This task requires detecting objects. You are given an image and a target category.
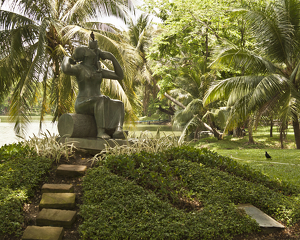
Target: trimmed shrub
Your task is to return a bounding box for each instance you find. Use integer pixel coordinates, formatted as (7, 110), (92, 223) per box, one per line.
(0, 143), (54, 237)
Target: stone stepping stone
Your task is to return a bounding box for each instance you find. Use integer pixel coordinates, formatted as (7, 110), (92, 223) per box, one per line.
(36, 208), (76, 228)
(237, 204), (285, 229)
(56, 164), (87, 177)
(41, 183), (74, 193)
(22, 226), (63, 240)
(39, 193), (76, 210)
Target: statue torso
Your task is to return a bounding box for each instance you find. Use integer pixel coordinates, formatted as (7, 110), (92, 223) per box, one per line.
(75, 61), (103, 104)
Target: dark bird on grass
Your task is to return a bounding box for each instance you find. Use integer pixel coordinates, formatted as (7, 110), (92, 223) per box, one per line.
(265, 151), (272, 159)
(90, 31), (95, 41)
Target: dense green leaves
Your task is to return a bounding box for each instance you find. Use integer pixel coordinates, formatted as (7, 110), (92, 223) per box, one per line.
(0, 0), (140, 133)
(80, 146), (300, 239)
(204, 0), (300, 147)
(0, 143), (54, 237)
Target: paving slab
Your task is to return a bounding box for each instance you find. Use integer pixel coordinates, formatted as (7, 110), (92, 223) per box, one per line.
(56, 164), (87, 177)
(39, 193), (76, 210)
(41, 183), (74, 193)
(237, 204), (285, 228)
(36, 208), (76, 228)
(22, 226), (63, 240)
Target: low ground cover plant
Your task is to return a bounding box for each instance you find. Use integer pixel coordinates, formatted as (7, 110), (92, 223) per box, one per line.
(0, 143), (54, 237)
(80, 146), (300, 239)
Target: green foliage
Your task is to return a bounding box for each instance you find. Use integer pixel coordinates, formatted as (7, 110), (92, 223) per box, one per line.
(23, 131), (76, 163)
(0, 143), (54, 236)
(164, 146), (298, 195)
(205, 0), (300, 147)
(0, 0), (140, 134)
(91, 131), (186, 164)
(80, 167), (258, 239)
(80, 146), (300, 239)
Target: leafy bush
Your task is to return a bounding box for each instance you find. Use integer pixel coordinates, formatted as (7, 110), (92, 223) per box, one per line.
(80, 167), (258, 240)
(80, 146), (300, 239)
(0, 143), (54, 237)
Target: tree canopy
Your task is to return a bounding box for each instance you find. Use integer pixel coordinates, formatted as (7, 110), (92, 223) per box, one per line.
(0, 0), (140, 134)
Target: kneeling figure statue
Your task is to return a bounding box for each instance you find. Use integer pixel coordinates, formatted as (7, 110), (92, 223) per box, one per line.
(62, 38), (125, 139)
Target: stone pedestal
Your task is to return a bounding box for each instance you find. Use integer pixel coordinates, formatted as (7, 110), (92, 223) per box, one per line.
(58, 113), (97, 138)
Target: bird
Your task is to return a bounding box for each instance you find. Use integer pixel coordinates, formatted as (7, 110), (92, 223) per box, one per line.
(265, 151), (272, 159)
(90, 31), (95, 41)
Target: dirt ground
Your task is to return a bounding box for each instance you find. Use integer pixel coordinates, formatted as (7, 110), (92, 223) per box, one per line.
(5, 151), (300, 240)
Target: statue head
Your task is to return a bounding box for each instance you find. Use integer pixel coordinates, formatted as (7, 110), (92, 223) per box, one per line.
(71, 47), (86, 62)
(89, 40), (98, 50)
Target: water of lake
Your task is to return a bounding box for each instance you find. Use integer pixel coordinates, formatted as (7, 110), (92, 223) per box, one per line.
(0, 119), (182, 147)
(0, 120), (59, 147)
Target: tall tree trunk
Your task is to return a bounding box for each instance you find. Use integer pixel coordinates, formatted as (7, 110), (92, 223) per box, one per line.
(248, 117), (254, 144)
(270, 117), (273, 137)
(292, 118), (300, 149)
(279, 127), (284, 149)
(143, 84), (150, 116)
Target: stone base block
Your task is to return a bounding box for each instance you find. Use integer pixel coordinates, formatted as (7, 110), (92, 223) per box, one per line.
(56, 164), (87, 177)
(41, 184), (74, 193)
(39, 193), (76, 210)
(22, 226), (63, 240)
(36, 209), (76, 228)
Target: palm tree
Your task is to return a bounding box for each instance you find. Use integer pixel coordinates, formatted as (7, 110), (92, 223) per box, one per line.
(204, 0), (300, 148)
(125, 13), (157, 116)
(0, 0), (138, 135)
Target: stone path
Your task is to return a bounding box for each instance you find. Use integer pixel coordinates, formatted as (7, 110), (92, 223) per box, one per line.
(237, 204), (285, 230)
(22, 164), (87, 240)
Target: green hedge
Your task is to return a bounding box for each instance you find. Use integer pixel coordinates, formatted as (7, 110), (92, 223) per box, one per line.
(79, 146), (300, 239)
(80, 167), (258, 239)
(0, 143), (54, 237)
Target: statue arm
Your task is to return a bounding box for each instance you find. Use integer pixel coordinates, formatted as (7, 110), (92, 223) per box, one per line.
(61, 56), (78, 76)
(100, 51), (124, 81)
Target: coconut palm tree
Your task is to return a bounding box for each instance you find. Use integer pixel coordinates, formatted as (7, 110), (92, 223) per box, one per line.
(204, 0), (300, 148)
(125, 13), (157, 116)
(0, 0), (139, 136)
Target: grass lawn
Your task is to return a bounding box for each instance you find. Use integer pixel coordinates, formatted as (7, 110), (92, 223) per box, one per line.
(193, 125), (300, 187)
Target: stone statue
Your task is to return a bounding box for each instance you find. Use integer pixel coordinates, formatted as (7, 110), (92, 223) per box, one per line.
(61, 37), (125, 139)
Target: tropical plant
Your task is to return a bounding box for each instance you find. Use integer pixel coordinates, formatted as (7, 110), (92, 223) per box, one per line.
(142, 0), (256, 139)
(22, 131), (76, 163)
(0, 0), (139, 136)
(91, 130), (187, 164)
(204, 0), (300, 148)
(124, 13), (160, 116)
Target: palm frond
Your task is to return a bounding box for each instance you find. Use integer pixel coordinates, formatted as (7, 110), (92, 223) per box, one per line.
(224, 94), (252, 132)
(204, 75), (264, 106)
(178, 115), (198, 145)
(238, 2), (295, 63)
(249, 74), (289, 109)
(211, 41), (277, 73)
(50, 73), (77, 121)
